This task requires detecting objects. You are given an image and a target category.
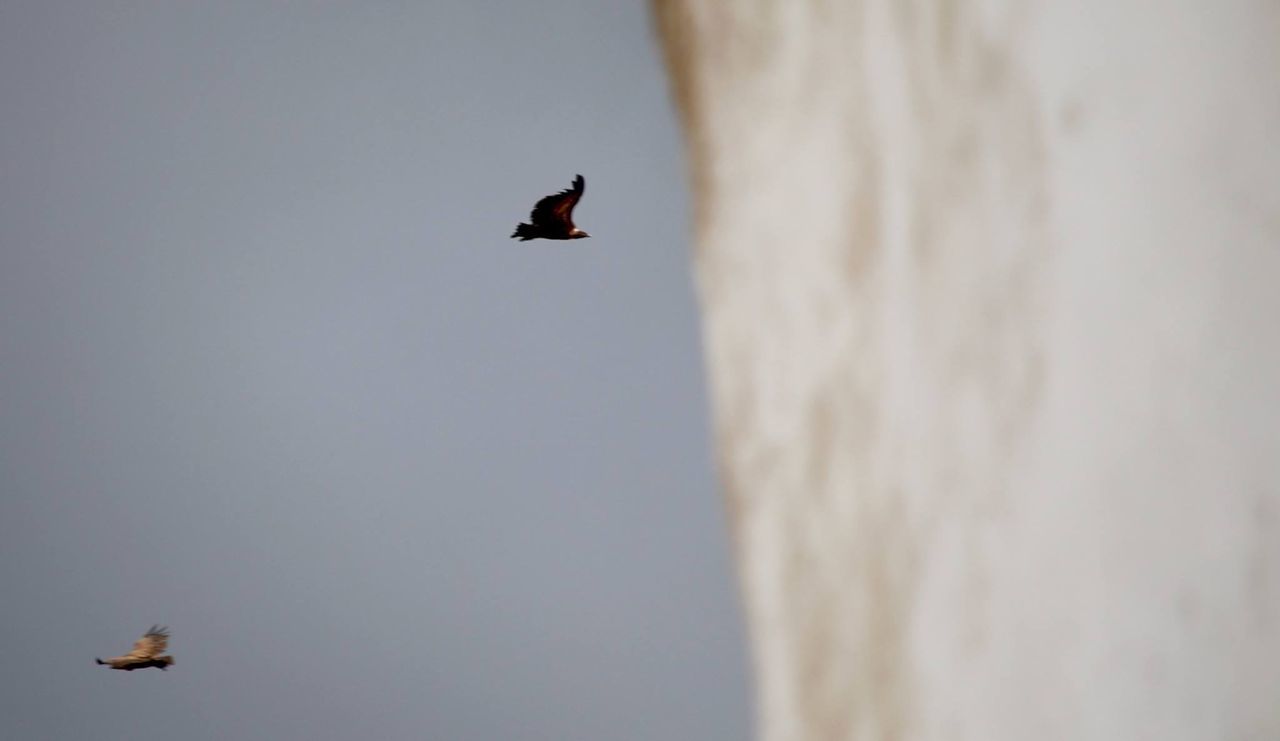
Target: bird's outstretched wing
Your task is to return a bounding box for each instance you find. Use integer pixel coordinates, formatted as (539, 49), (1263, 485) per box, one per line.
(124, 625), (170, 660)
(529, 174), (584, 228)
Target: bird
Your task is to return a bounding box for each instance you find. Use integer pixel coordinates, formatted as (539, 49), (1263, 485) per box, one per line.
(511, 174), (590, 241)
(95, 625), (175, 671)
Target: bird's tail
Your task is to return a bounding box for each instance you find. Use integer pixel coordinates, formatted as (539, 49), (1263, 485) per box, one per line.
(511, 223), (536, 241)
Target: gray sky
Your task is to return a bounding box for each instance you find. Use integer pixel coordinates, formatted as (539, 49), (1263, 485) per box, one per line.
(0, 2), (749, 739)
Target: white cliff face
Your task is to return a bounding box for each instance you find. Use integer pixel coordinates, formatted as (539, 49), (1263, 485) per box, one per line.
(653, 2), (1280, 739)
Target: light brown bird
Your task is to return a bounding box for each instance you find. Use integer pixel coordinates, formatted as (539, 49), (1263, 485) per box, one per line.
(96, 625), (175, 671)
(511, 174), (591, 241)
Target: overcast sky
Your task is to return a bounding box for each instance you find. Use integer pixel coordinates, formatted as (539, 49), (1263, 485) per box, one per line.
(0, 2), (749, 739)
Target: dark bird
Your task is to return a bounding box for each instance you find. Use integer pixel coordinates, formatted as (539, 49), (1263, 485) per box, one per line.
(511, 174), (590, 241)
(95, 625), (175, 671)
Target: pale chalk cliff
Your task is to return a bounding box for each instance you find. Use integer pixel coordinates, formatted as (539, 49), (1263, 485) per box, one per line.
(652, 2), (1280, 739)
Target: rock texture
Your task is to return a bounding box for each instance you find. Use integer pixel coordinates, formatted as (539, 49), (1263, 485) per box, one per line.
(652, 2), (1280, 739)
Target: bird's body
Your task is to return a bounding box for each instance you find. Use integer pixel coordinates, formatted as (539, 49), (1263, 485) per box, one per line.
(512, 175), (590, 241)
(96, 625), (174, 671)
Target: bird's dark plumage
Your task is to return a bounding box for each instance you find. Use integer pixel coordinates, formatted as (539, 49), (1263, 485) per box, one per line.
(96, 625), (175, 671)
(512, 175), (590, 241)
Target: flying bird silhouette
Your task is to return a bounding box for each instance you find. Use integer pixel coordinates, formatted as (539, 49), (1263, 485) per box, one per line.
(95, 625), (175, 671)
(511, 175), (590, 241)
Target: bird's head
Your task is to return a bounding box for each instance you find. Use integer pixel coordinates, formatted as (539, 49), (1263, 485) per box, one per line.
(570, 229), (590, 239)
